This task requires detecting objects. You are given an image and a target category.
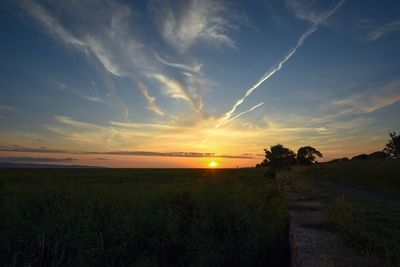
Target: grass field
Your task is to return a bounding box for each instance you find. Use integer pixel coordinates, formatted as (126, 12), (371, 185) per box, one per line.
(305, 159), (400, 197)
(327, 195), (400, 266)
(281, 160), (400, 266)
(0, 168), (289, 266)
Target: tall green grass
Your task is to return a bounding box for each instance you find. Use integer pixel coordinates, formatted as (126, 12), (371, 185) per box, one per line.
(328, 196), (400, 266)
(0, 168), (288, 266)
(306, 160), (400, 197)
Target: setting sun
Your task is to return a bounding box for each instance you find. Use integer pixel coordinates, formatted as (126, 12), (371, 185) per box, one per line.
(208, 161), (219, 168)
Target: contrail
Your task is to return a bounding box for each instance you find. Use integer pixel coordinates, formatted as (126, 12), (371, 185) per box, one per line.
(216, 0), (346, 128)
(218, 102), (264, 128)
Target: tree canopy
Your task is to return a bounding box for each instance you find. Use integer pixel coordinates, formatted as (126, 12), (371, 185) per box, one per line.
(296, 146), (323, 165)
(384, 132), (400, 159)
(262, 144), (296, 170)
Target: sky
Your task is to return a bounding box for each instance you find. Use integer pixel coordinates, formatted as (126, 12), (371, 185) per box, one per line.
(0, 0), (399, 168)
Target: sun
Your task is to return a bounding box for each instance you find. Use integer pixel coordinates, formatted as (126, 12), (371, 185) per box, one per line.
(208, 161), (219, 168)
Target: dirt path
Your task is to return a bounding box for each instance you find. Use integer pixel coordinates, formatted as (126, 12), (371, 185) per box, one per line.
(315, 179), (400, 207)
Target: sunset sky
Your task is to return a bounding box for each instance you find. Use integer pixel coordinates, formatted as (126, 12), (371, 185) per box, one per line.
(0, 0), (399, 167)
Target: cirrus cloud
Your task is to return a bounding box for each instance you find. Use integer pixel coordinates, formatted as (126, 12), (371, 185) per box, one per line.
(152, 0), (237, 53)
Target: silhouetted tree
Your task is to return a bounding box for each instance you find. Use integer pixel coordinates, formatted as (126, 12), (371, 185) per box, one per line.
(263, 144), (296, 170)
(296, 146), (322, 165)
(383, 132), (400, 159)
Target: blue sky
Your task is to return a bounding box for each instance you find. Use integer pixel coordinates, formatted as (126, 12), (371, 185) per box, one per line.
(0, 0), (399, 167)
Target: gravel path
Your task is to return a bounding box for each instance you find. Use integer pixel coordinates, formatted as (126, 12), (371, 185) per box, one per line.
(284, 183), (363, 267)
(284, 186), (335, 266)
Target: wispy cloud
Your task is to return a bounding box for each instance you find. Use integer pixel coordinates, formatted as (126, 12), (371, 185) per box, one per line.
(285, 0), (345, 24)
(80, 95), (107, 105)
(21, 0), (163, 116)
(22, 0), (243, 119)
(45, 116), (115, 147)
(54, 116), (105, 131)
(330, 78), (400, 114)
(152, 74), (191, 101)
(152, 74), (205, 115)
(20, 0), (85, 48)
(309, 78), (400, 125)
(109, 121), (176, 130)
(156, 53), (203, 73)
(216, 0), (346, 128)
(132, 78), (165, 116)
(155, 54), (208, 116)
(0, 105), (16, 112)
(154, 0), (236, 53)
(84, 36), (128, 77)
(364, 20), (400, 42)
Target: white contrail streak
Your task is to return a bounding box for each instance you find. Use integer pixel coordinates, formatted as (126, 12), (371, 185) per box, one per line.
(218, 102), (264, 128)
(216, 0), (346, 128)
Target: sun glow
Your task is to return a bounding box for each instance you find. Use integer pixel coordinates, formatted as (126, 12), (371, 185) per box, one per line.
(208, 161), (218, 168)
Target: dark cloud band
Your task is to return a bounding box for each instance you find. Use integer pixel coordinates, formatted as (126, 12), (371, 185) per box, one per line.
(0, 146), (258, 159)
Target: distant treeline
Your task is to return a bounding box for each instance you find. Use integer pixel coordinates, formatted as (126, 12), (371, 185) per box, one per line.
(328, 131), (399, 163)
(256, 131), (399, 169)
(328, 151), (387, 163)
